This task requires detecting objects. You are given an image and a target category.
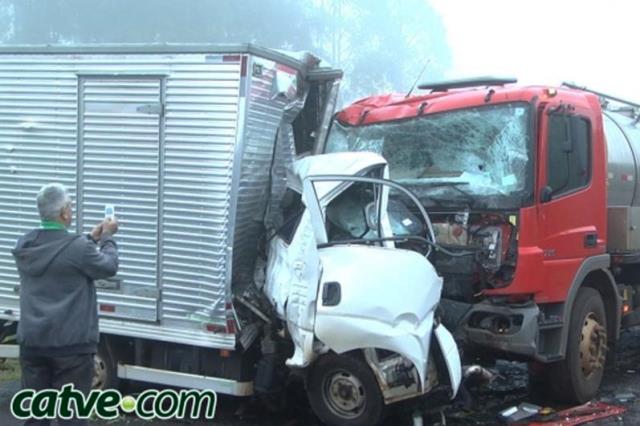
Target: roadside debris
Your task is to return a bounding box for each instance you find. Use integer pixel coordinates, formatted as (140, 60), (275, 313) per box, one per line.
(485, 361), (529, 394)
(420, 354), (634, 426)
(464, 365), (502, 383)
(412, 410), (424, 426)
(525, 401), (626, 425)
(499, 402), (542, 423)
(613, 391), (635, 403)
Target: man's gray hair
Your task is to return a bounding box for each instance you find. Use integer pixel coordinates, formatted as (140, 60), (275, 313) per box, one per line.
(37, 183), (71, 221)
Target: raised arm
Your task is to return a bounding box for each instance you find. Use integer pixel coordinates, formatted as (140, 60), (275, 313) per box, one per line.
(81, 233), (119, 280)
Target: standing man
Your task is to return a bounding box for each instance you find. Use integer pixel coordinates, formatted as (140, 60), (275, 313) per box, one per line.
(12, 183), (119, 425)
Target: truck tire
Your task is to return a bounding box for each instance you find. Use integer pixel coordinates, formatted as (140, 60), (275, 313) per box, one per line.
(306, 353), (385, 426)
(92, 338), (121, 391)
(547, 287), (608, 403)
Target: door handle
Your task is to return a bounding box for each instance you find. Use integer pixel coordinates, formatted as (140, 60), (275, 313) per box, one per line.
(322, 282), (341, 307)
(584, 233), (597, 248)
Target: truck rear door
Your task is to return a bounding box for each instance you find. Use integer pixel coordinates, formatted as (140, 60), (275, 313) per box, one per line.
(78, 76), (164, 322)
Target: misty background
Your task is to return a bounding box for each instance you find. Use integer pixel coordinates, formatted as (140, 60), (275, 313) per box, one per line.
(0, 0), (638, 104)
(0, 0), (451, 104)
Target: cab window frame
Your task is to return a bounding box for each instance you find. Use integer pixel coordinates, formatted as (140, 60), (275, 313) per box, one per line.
(546, 113), (592, 200)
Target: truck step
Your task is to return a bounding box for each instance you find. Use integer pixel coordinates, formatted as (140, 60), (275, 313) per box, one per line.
(538, 322), (563, 330)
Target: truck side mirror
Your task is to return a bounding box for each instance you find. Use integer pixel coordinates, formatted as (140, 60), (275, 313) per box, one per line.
(540, 186), (553, 203)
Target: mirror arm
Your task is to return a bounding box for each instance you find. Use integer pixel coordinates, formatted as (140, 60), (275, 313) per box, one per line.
(540, 185), (553, 203)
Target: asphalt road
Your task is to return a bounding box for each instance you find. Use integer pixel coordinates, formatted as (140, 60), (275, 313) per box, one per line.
(3, 328), (640, 425)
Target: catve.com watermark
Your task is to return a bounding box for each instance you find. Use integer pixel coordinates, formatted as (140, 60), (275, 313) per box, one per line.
(11, 384), (218, 420)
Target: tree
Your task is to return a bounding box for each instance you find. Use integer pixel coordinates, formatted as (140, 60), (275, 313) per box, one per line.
(310, 0), (451, 102)
(0, 0), (451, 104)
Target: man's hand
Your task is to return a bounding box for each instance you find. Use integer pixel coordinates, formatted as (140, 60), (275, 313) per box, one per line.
(90, 222), (103, 242)
(102, 217), (119, 235)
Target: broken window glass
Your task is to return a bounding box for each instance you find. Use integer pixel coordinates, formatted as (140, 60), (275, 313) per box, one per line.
(325, 181), (378, 241)
(326, 102), (532, 209)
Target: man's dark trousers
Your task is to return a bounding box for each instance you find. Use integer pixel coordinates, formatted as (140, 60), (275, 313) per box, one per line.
(20, 353), (94, 426)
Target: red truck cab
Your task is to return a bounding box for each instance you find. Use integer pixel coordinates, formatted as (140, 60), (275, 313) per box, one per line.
(321, 78), (624, 402)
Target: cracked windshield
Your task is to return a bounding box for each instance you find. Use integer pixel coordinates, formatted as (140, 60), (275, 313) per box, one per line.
(326, 103), (531, 209)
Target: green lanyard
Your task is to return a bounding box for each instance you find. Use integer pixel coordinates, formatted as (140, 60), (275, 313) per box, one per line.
(40, 220), (67, 230)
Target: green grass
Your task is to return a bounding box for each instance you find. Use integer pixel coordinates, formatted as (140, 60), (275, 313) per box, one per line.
(0, 358), (20, 383)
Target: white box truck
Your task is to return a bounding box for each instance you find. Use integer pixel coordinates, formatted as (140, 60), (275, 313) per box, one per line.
(0, 44), (462, 425)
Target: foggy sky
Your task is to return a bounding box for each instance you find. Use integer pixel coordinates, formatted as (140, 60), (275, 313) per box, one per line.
(1, 0), (638, 103)
(432, 0), (640, 102)
(0, 0), (451, 104)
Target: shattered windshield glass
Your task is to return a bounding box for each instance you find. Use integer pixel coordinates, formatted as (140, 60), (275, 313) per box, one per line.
(325, 102), (532, 209)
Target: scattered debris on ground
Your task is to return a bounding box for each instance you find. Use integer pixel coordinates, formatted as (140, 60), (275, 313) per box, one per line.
(5, 329), (640, 424)
(499, 402), (542, 423)
(525, 401), (626, 426)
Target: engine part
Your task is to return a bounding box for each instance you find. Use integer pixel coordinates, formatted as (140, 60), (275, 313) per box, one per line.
(254, 328), (288, 394)
(472, 226), (503, 272)
(431, 251), (476, 301)
(433, 222), (468, 245)
(238, 322), (260, 350)
(363, 348), (428, 404)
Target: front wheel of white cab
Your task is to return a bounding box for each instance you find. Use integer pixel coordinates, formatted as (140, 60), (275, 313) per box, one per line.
(306, 353), (385, 426)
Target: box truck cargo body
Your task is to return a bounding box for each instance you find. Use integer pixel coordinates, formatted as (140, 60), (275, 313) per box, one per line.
(0, 43), (340, 355)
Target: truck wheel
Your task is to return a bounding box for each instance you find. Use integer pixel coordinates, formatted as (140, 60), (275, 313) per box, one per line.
(92, 339), (121, 391)
(306, 353), (385, 426)
(549, 287), (608, 403)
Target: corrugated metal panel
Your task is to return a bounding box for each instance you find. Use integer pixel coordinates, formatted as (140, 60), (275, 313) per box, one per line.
(0, 44), (344, 82)
(0, 58), (78, 318)
(0, 53), (242, 348)
(160, 56), (241, 335)
(230, 57), (291, 293)
(79, 76), (163, 322)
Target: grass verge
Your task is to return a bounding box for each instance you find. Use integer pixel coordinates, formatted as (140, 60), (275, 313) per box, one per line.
(0, 359), (20, 383)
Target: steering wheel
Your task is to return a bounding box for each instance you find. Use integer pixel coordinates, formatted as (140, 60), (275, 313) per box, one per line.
(364, 201), (378, 230)
(365, 199), (437, 256)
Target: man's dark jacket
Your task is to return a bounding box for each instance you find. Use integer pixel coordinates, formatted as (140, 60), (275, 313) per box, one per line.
(12, 229), (118, 356)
